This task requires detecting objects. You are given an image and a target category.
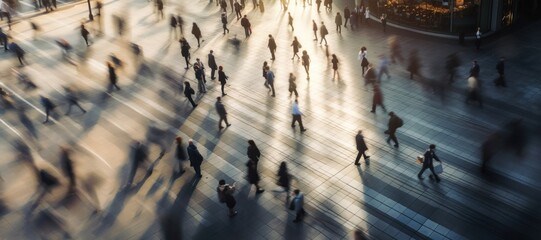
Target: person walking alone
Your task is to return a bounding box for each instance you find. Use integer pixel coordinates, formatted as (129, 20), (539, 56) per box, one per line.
(80, 23), (90, 46)
(183, 81), (197, 108)
(301, 50), (311, 79)
(246, 159), (264, 194)
(215, 97), (231, 129)
(40, 95), (57, 124)
(312, 20), (318, 41)
(291, 36), (301, 60)
(319, 22), (328, 46)
(169, 14), (178, 39)
(377, 54), (390, 81)
(385, 111), (403, 148)
(354, 130), (369, 165)
(344, 7), (351, 27)
(247, 140), (261, 169)
(64, 86), (86, 115)
(218, 66), (228, 96)
(417, 144), (441, 182)
(359, 46), (369, 75)
(208, 50), (218, 80)
(407, 49), (421, 80)
(107, 62), (121, 92)
(265, 66), (276, 97)
(221, 12), (230, 35)
(288, 12), (294, 31)
(380, 14), (387, 33)
(191, 23), (203, 47)
(241, 15), (252, 37)
(475, 27), (482, 51)
(291, 99), (307, 132)
(291, 189), (305, 223)
(180, 38), (191, 69)
(288, 73), (298, 98)
(59, 147), (76, 192)
(276, 162), (291, 195)
(370, 84), (386, 113)
(331, 54), (339, 79)
(217, 180), (238, 217)
(268, 34), (277, 60)
(174, 137), (187, 174)
(335, 12), (342, 33)
(187, 139), (204, 178)
(494, 57), (506, 87)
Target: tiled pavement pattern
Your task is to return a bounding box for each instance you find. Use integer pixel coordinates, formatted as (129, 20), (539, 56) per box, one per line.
(0, 0), (540, 239)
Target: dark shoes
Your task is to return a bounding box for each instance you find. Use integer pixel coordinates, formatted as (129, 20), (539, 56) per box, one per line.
(256, 189), (265, 194)
(300, 128), (307, 132)
(229, 211), (238, 217)
(417, 175), (424, 180)
(394, 144), (399, 148)
(354, 162), (361, 166)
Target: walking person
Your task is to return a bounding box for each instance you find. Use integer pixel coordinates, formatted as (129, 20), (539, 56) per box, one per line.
(220, 0), (227, 13)
(344, 6), (350, 27)
(319, 22), (328, 46)
(234, 0), (242, 19)
(258, 0), (264, 12)
(64, 86), (86, 115)
(331, 54), (339, 79)
(466, 76), (483, 107)
(247, 140), (261, 169)
(268, 34), (277, 60)
(358, 46), (369, 75)
(417, 144), (441, 182)
(380, 14), (387, 32)
(183, 81), (197, 108)
(301, 50), (311, 79)
(316, 0), (321, 12)
(9, 42), (26, 66)
(218, 66), (228, 96)
(40, 95), (58, 124)
(217, 180), (237, 217)
(291, 189), (305, 223)
(288, 73), (298, 98)
(241, 15), (252, 37)
(187, 140), (204, 178)
(126, 140), (151, 187)
(475, 27), (482, 50)
(59, 147), (76, 192)
(107, 62), (121, 92)
(445, 53), (460, 84)
(180, 38), (191, 69)
(191, 23), (203, 47)
(208, 50), (218, 80)
(169, 14), (178, 39)
(177, 15), (184, 35)
(335, 12), (342, 33)
(312, 20), (318, 41)
(276, 162), (291, 195)
(370, 84), (386, 113)
(193, 60), (207, 93)
(469, 60), (480, 78)
(377, 54), (390, 81)
(246, 159), (264, 194)
(266, 66), (276, 97)
(80, 23), (90, 46)
(291, 99), (307, 132)
(174, 137), (187, 174)
(407, 49), (421, 80)
(215, 97), (231, 129)
(221, 12), (230, 35)
(288, 12), (294, 31)
(0, 28), (8, 52)
(291, 36), (301, 60)
(262, 61), (269, 88)
(385, 111), (403, 148)
(389, 37), (404, 64)
(354, 130), (370, 165)
(156, 0), (164, 20)
(494, 57), (506, 87)
(95, 0), (103, 34)
(364, 7), (370, 25)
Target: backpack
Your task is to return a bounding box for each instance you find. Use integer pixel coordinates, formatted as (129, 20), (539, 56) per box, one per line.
(397, 117), (404, 128)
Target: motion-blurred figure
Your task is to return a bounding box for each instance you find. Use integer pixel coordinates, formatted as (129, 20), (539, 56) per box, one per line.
(59, 147), (76, 192)
(64, 86), (86, 115)
(17, 108), (39, 139)
(388, 36), (404, 64)
(0, 87), (15, 110)
(40, 95), (58, 124)
(445, 53), (460, 84)
(465, 76), (483, 108)
(481, 119), (528, 172)
(9, 42), (26, 66)
(126, 140), (152, 187)
(494, 57), (507, 87)
(407, 49), (421, 80)
(180, 38), (191, 69)
(13, 68), (37, 90)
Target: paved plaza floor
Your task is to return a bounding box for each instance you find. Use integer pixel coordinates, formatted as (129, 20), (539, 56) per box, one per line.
(0, 0), (540, 239)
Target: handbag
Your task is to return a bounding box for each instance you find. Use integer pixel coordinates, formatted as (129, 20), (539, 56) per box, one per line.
(434, 163), (443, 174)
(289, 200), (295, 210)
(416, 155), (424, 164)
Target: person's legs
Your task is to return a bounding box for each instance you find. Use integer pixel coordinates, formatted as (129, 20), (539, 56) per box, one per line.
(298, 116), (305, 130)
(428, 166), (440, 182)
(417, 166), (427, 178)
(390, 132), (398, 146)
(224, 115), (230, 125)
(291, 115), (297, 127)
(270, 83), (275, 96)
(219, 116), (224, 128)
(354, 151), (362, 165)
(221, 83), (226, 95)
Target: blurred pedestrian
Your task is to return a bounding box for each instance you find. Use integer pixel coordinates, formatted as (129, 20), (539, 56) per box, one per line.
(208, 50), (218, 80)
(358, 46), (369, 75)
(215, 96), (231, 129)
(389, 37), (403, 64)
(288, 12), (294, 31)
(469, 60), (480, 78)
(156, 0), (164, 20)
(217, 180), (237, 217)
(344, 7), (350, 27)
(80, 23), (90, 46)
(380, 13), (387, 32)
(370, 84), (386, 113)
(316, 0), (321, 12)
(107, 62), (121, 92)
(291, 189), (305, 223)
(331, 54), (340, 79)
(95, 0), (103, 33)
(220, 0), (227, 13)
(312, 20), (318, 41)
(247, 140), (261, 169)
(276, 162), (290, 194)
(183, 81), (197, 108)
(262, 61), (269, 88)
(494, 57), (506, 87)
(169, 14), (178, 39)
(0, 28), (8, 52)
(187, 139), (204, 178)
(218, 66), (228, 96)
(354, 130), (369, 165)
(40, 95), (57, 124)
(30, 21), (41, 40)
(64, 86), (86, 115)
(180, 38), (191, 69)
(288, 73), (298, 98)
(319, 22), (328, 45)
(9, 42), (26, 66)
(407, 49), (421, 80)
(291, 36), (301, 60)
(417, 144), (441, 182)
(475, 27), (481, 50)
(177, 15), (184, 35)
(193, 59), (207, 93)
(385, 111), (403, 148)
(465, 76), (483, 107)
(246, 159), (264, 194)
(291, 99), (307, 132)
(335, 12), (342, 33)
(174, 137), (187, 174)
(258, 0), (264, 12)
(301, 50), (311, 79)
(240, 15), (252, 37)
(191, 22), (203, 47)
(268, 34), (277, 60)
(266, 66), (276, 97)
(364, 7), (370, 25)
(377, 55), (390, 81)
(445, 53), (460, 84)
(59, 147), (76, 192)
(234, 0), (242, 19)
(221, 12), (229, 35)
(126, 140), (151, 187)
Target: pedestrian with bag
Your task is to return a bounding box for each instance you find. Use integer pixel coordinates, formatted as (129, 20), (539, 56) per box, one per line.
(417, 144), (442, 182)
(385, 111), (402, 148)
(290, 189), (305, 223)
(183, 81), (197, 108)
(187, 139), (204, 178)
(246, 159), (264, 194)
(217, 180), (238, 217)
(319, 22), (328, 46)
(288, 73), (298, 98)
(354, 130), (370, 165)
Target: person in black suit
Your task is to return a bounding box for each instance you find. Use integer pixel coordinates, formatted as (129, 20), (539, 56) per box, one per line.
(354, 130), (369, 166)
(417, 144), (441, 182)
(495, 57), (506, 87)
(208, 50), (218, 80)
(40, 95), (57, 124)
(107, 62), (121, 92)
(247, 140), (261, 169)
(385, 111), (402, 148)
(469, 60), (480, 78)
(218, 66), (228, 96)
(187, 139), (204, 178)
(215, 97), (231, 129)
(268, 34), (277, 60)
(183, 81), (197, 108)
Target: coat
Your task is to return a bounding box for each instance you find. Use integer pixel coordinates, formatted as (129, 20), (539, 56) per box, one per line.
(422, 149), (440, 168)
(355, 134), (368, 152)
(215, 101), (227, 116)
(291, 40), (300, 53)
(268, 38), (277, 50)
(187, 143), (203, 167)
(246, 161), (260, 184)
(175, 142), (187, 161)
(191, 25), (202, 39)
(218, 70), (228, 84)
(184, 85), (195, 97)
(335, 15), (342, 25)
(208, 53), (217, 70)
(247, 145), (261, 162)
(388, 115), (401, 132)
(180, 42), (190, 57)
(277, 167), (290, 188)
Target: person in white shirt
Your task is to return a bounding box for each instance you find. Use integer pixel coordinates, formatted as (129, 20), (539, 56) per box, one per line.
(475, 27), (482, 50)
(291, 99), (307, 132)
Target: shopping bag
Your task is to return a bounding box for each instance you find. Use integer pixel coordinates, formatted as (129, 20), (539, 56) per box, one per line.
(434, 163), (443, 174)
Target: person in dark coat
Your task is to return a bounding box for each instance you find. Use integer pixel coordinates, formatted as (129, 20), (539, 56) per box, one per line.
(193, 60), (206, 93)
(247, 140), (261, 168)
(126, 140), (151, 186)
(218, 66), (228, 96)
(335, 12), (342, 33)
(445, 53), (460, 84)
(234, 0), (242, 19)
(218, 181), (237, 217)
(156, 0), (164, 20)
(385, 111), (402, 148)
(417, 144), (441, 182)
(187, 140), (203, 178)
(301, 50), (311, 79)
(177, 15), (184, 35)
(312, 20), (318, 41)
(208, 50), (218, 80)
(221, 12), (229, 35)
(246, 159), (264, 194)
(59, 147), (76, 192)
(64, 86), (86, 115)
(288, 73), (298, 98)
(174, 137), (187, 174)
(169, 14), (178, 39)
(0, 28), (8, 52)
(319, 22), (328, 45)
(81, 23), (90, 46)
(268, 34), (277, 60)
(469, 60), (480, 78)
(354, 130), (369, 165)
(40, 95), (57, 124)
(183, 81), (197, 108)
(344, 7), (350, 27)
(370, 84), (386, 113)
(277, 162), (290, 194)
(240, 15), (251, 38)
(9, 42), (26, 66)
(291, 36), (301, 60)
(107, 62), (121, 92)
(494, 57), (506, 87)
(180, 38), (191, 69)
(407, 49), (421, 80)
(191, 23), (203, 47)
(215, 97), (231, 129)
